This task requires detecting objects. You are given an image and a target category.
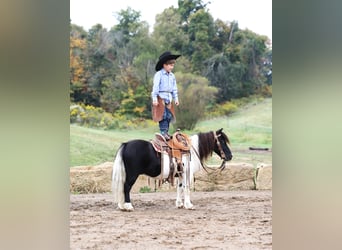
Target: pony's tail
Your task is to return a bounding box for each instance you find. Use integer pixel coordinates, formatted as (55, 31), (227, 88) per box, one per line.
(112, 144), (126, 206)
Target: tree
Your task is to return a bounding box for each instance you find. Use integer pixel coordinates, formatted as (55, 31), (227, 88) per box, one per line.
(178, 0), (209, 25)
(174, 72), (217, 130)
(107, 7), (155, 118)
(152, 7), (188, 53)
(204, 27), (269, 102)
(261, 48), (272, 85)
(204, 53), (246, 102)
(210, 19), (232, 53)
(70, 24), (87, 103)
(114, 7), (142, 44)
(69, 2), (272, 123)
(83, 24), (116, 107)
(187, 9), (215, 73)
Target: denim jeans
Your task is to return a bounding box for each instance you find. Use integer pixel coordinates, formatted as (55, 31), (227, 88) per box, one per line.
(159, 107), (173, 135)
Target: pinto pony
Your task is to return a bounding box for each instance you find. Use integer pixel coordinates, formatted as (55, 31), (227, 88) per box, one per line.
(112, 128), (232, 211)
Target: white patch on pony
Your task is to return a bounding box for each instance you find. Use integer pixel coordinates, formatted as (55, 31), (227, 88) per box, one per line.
(161, 152), (170, 179)
(184, 187), (194, 210)
(182, 153), (194, 210)
(190, 135), (202, 174)
(176, 178), (184, 208)
(117, 202), (125, 210)
(173, 135), (204, 210)
(123, 203), (134, 211)
(112, 146), (126, 209)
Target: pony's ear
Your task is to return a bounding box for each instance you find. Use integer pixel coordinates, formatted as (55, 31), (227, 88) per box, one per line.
(216, 128), (223, 134)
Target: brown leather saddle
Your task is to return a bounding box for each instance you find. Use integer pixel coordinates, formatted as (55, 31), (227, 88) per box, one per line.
(151, 130), (191, 185)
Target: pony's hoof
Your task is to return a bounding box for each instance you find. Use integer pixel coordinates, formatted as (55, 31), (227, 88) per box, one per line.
(176, 201), (184, 208)
(118, 203), (125, 210)
(123, 202), (134, 211)
(184, 203), (194, 210)
(118, 202), (134, 211)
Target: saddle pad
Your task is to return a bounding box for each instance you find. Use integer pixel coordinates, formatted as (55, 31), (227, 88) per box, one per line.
(160, 152), (170, 179)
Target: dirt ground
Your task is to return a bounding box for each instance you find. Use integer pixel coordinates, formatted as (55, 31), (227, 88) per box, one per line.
(70, 190), (272, 249)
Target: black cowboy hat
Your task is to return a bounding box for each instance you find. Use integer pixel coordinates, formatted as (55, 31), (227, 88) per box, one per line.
(155, 51), (181, 71)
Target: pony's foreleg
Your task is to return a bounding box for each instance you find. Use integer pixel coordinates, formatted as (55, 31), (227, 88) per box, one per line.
(183, 180), (194, 209)
(112, 147), (126, 210)
(175, 177), (184, 208)
(183, 155), (194, 210)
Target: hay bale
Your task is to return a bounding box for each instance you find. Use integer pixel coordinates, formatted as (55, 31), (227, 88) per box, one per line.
(70, 162), (260, 194)
(70, 162), (156, 194)
(70, 162), (113, 194)
(194, 162), (256, 191)
(255, 163), (272, 190)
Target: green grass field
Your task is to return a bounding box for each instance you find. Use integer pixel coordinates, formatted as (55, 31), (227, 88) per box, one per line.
(70, 98), (272, 167)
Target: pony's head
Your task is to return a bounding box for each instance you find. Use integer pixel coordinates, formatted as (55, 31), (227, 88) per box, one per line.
(213, 128), (233, 161)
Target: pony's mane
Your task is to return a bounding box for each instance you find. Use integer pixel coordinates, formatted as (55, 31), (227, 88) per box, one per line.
(221, 131), (230, 145)
(197, 131), (216, 162)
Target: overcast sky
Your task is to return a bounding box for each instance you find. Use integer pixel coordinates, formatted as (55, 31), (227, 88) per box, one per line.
(70, 0), (272, 39)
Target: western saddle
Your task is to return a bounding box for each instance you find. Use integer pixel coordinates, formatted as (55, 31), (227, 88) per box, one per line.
(150, 129), (191, 186)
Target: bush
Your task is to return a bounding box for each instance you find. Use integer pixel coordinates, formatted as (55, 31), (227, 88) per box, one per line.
(261, 85), (272, 97)
(70, 104), (84, 123)
(139, 186), (152, 193)
(70, 103), (111, 128)
(206, 101), (238, 118)
(70, 103), (155, 130)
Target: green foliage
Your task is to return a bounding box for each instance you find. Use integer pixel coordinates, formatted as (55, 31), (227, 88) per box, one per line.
(174, 72), (217, 130)
(139, 186), (152, 193)
(70, 103), (114, 129)
(70, 103), (154, 130)
(187, 9), (215, 73)
(211, 19), (231, 52)
(152, 7), (187, 53)
(260, 85), (272, 97)
(204, 28), (269, 102)
(70, 2), (272, 122)
(206, 101), (238, 118)
(70, 98), (272, 167)
(114, 7), (142, 43)
(178, 0), (209, 24)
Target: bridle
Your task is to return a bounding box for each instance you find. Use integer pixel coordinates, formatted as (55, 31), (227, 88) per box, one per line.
(191, 131), (228, 173)
(213, 131), (226, 160)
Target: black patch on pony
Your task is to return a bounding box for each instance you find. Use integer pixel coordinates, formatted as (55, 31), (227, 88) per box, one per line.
(198, 132), (216, 162)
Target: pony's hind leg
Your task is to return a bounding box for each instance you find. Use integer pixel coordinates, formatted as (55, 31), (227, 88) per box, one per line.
(122, 180), (135, 211)
(121, 174), (139, 211)
(111, 145), (136, 211)
(175, 177), (184, 208)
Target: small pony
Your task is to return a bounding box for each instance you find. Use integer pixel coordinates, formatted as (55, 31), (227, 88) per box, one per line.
(112, 128), (232, 211)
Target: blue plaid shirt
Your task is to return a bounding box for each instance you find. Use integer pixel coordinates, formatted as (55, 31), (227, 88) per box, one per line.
(151, 69), (178, 104)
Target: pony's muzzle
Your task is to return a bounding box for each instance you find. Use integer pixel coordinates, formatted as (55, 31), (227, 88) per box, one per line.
(225, 155), (233, 161)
